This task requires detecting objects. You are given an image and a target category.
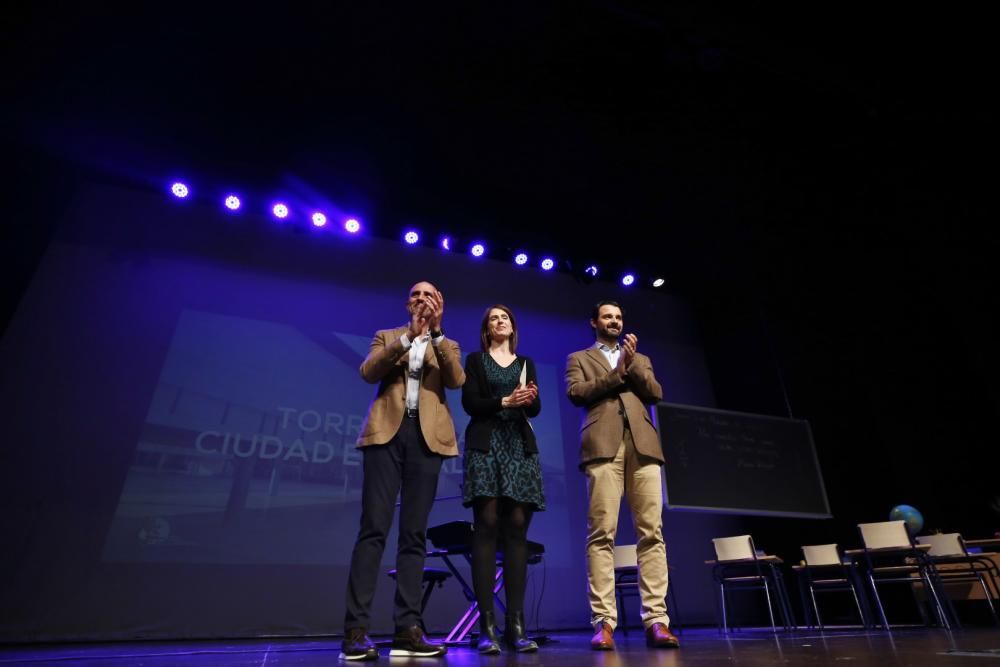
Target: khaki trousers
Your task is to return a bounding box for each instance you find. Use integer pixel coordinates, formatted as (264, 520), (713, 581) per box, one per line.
(584, 430), (669, 630)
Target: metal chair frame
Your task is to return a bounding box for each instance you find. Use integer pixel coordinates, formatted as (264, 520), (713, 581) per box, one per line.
(799, 544), (870, 629)
(915, 533), (1000, 627)
(710, 535), (795, 633)
(857, 520), (953, 631)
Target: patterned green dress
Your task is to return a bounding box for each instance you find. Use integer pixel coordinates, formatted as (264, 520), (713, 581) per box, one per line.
(462, 356), (546, 511)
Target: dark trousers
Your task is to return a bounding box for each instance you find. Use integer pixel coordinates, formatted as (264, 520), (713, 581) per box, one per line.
(344, 416), (444, 631)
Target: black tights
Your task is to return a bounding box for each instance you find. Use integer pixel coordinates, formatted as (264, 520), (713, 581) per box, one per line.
(472, 497), (533, 615)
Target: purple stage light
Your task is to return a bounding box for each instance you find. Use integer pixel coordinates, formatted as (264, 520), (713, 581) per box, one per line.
(311, 212), (328, 227)
(272, 203), (289, 219)
(585, 265), (599, 277)
(224, 195), (242, 211)
(404, 230), (420, 244)
(621, 273), (635, 286)
(470, 243), (485, 257)
(540, 257), (555, 271)
(170, 182), (189, 198)
(441, 236), (451, 251)
(514, 252), (528, 266)
(344, 218), (361, 233)
(652, 278), (665, 287)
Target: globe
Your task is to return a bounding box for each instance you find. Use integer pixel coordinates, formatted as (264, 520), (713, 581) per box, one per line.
(889, 504), (924, 535)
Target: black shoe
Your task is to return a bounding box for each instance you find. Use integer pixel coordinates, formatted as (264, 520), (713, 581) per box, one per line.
(389, 625), (447, 658)
(477, 610), (501, 654)
(340, 627), (378, 661)
(504, 611), (538, 653)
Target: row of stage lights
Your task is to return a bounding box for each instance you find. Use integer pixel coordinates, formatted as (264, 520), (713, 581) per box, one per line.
(170, 181), (666, 288)
(170, 182), (362, 233)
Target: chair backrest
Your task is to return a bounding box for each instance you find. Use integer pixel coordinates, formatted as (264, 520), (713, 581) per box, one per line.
(713, 535), (756, 561)
(858, 520), (911, 550)
(916, 533), (965, 557)
(613, 544), (638, 569)
(802, 544), (841, 566)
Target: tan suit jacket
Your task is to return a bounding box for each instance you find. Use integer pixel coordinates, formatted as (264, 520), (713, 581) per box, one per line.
(357, 325), (465, 456)
(566, 346), (664, 466)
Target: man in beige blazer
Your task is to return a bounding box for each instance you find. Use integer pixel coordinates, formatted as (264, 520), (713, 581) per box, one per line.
(342, 280), (465, 661)
(565, 300), (678, 651)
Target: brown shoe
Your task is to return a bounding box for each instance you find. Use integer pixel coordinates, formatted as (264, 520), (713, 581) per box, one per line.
(590, 622), (615, 650)
(389, 625), (447, 657)
(645, 622), (680, 649)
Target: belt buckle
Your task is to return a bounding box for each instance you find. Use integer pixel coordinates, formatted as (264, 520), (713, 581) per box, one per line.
(406, 408), (419, 419)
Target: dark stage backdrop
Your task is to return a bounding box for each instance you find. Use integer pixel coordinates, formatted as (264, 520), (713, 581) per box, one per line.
(0, 183), (738, 641)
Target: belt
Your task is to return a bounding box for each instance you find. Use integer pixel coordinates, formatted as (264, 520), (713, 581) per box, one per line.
(405, 408), (419, 419)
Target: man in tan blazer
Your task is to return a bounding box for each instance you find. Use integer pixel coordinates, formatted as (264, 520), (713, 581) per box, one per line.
(566, 300), (678, 651)
(342, 281), (465, 660)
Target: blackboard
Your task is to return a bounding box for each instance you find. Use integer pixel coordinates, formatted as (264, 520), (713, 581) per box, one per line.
(655, 402), (831, 518)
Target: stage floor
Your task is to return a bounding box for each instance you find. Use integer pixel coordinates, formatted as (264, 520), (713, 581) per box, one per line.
(3, 627), (999, 666)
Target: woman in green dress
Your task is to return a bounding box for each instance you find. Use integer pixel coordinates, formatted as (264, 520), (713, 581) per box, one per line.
(462, 304), (545, 653)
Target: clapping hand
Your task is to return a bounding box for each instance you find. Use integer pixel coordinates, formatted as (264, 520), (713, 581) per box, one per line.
(407, 302), (430, 339)
(616, 333), (638, 375)
(406, 289), (445, 339)
(424, 290), (445, 332)
(503, 381), (538, 408)
(622, 333), (637, 364)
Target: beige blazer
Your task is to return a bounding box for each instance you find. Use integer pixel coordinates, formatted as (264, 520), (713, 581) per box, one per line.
(565, 346), (664, 466)
(357, 325), (465, 456)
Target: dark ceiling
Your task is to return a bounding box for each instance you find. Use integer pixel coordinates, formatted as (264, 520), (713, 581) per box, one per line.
(3, 2), (995, 295)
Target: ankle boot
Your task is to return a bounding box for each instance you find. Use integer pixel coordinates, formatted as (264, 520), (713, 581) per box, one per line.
(477, 610), (501, 654)
(504, 610), (538, 653)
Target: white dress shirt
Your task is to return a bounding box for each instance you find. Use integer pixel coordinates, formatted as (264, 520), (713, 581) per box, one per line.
(400, 332), (444, 410)
(595, 341), (621, 370)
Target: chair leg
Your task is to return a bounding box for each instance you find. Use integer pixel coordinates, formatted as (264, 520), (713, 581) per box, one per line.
(719, 582), (729, 633)
(986, 570), (1000, 602)
(616, 585), (629, 636)
(419, 578), (437, 614)
(774, 571), (796, 629)
(975, 574), (1000, 626)
(919, 569), (953, 630)
(849, 583), (866, 628)
(798, 578), (815, 629)
(809, 586), (824, 630)
(868, 574), (891, 630)
(983, 563), (1000, 601)
(762, 580), (778, 633)
(850, 567), (874, 628)
(908, 580), (932, 626)
(934, 571), (960, 630)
